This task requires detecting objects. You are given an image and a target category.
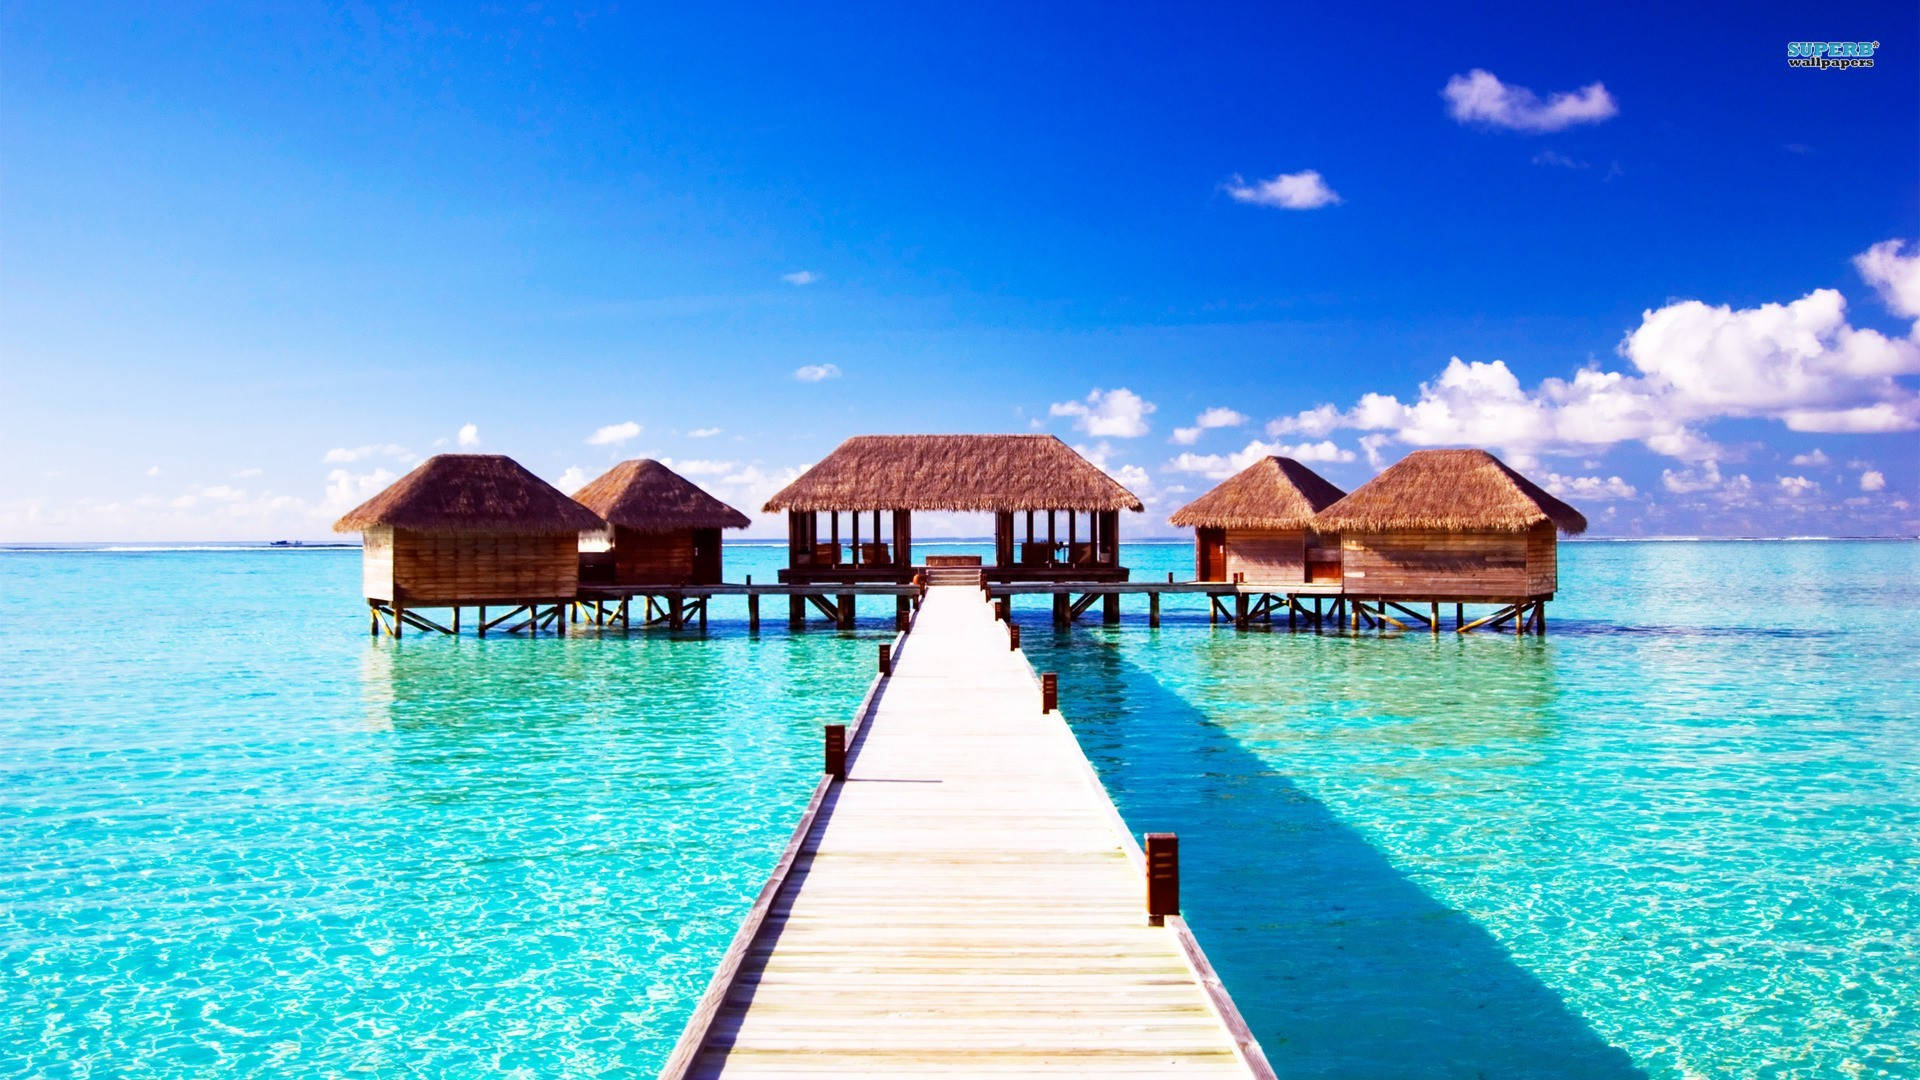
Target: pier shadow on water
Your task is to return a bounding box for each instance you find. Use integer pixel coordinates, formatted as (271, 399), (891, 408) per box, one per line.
(1049, 636), (1645, 1080)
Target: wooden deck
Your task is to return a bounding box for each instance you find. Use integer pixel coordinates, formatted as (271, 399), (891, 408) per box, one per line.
(662, 584), (1274, 1079)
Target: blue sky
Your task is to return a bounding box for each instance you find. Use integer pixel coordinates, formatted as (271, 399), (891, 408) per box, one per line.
(3, 2), (1916, 540)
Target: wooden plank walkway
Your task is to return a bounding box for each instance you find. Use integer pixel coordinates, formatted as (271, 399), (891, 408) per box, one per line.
(662, 584), (1274, 1079)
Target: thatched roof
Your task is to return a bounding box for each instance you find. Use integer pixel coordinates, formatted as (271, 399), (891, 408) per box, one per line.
(1313, 449), (1587, 534)
(1168, 457), (1346, 530)
(333, 454), (607, 535)
(763, 435), (1143, 512)
(571, 459), (750, 533)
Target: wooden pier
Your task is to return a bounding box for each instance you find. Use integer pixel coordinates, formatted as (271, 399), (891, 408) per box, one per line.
(660, 582), (1274, 1079)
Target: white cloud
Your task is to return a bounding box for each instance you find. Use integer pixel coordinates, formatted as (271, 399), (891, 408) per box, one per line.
(1050, 387), (1156, 438)
(1531, 150), (1588, 169)
(1170, 406), (1248, 444)
(1443, 69), (1618, 133)
(1777, 475), (1820, 498)
(687, 426), (723, 438)
(1861, 470), (1887, 492)
(323, 443), (411, 464)
(782, 270), (819, 286)
(145, 465), (162, 477)
(661, 458), (738, 477)
(1223, 170), (1342, 210)
(233, 467), (264, 479)
(1359, 433), (1392, 469)
(587, 421), (643, 446)
(794, 363), (842, 382)
(1167, 438), (1354, 480)
(1259, 241), (1920, 470)
(457, 423), (480, 447)
(555, 466), (588, 493)
(1790, 449), (1831, 466)
(1854, 239), (1920, 322)
(324, 467), (398, 512)
(1541, 472), (1637, 500)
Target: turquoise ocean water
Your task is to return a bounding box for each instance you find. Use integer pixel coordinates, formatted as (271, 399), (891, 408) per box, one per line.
(2, 541), (1915, 1078)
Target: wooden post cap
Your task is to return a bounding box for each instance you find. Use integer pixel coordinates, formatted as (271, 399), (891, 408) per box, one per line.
(1041, 672), (1058, 714)
(824, 724), (847, 779)
(1145, 832), (1179, 925)
(878, 642), (892, 675)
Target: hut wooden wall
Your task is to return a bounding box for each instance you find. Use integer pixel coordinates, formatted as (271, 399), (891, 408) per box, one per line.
(1223, 528), (1307, 584)
(1340, 523), (1556, 599)
(608, 526), (724, 585)
(389, 529), (578, 604)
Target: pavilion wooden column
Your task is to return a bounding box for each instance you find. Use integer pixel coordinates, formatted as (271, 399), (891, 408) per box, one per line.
(994, 512), (1014, 567)
(893, 509), (912, 569)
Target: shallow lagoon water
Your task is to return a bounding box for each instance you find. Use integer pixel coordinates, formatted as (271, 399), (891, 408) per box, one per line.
(2, 541), (1916, 1077)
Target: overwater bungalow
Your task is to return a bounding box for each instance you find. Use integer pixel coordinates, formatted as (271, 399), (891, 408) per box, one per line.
(571, 459), (750, 586)
(1313, 448), (1586, 630)
(762, 434), (1143, 585)
(333, 453), (607, 636)
(1169, 456), (1347, 585)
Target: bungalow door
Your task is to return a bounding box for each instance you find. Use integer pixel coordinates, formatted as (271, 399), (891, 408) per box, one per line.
(1197, 528), (1226, 582)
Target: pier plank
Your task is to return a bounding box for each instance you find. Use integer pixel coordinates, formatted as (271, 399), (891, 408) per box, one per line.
(666, 585), (1272, 1079)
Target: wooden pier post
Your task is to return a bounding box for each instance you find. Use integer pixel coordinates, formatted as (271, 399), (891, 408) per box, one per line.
(1149, 592), (1160, 627)
(747, 592), (760, 631)
(557, 603), (567, 638)
(697, 598), (708, 632)
(1430, 602), (1440, 635)
(896, 595), (911, 630)
(1008, 623), (1020, 651)
(789, 594), (806, 628)
(1145, 832), (1179, 926)
(669, 595), (685, 630)
(878, 642), (892, 675)
(369, 605), (379, 637)
(451, 607), (460, 634)
(393, 604), (404, 639)
(824, 724), (847, 779)
(837, 594), (855, 630)
(1041, 672), (1058, 714)
(1537, 603), (1547, 635)
(1234, 593), (1249, 631)
(1053, 593), (1069, 628)
(1103, 593), (1120, 625)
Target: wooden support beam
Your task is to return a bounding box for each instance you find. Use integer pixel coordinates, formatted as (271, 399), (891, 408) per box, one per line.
(747, 592), (760, 631)
(1149, 592), (1160, 628)
(789, 594), (806, 627)
(1234, 593), (1249, 631)
(1069, 592), (1100, 621)
(669, 595), (685, 630)
(1053, 592), (1069, 628)
(836, 593), (854, 630)
(1457, 604), (1519, 633)
(1102, 593), (1120, 625)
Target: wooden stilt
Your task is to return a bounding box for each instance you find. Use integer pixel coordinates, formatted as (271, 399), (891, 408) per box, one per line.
(1457, 604), (1519, 633)
(370, 605), (379, 637)
(1430, 602), (1439, 634)
(837, 594), (854, 630)
(789, 594), (806, 627)
(1149, 592), (1160, 628)
(748, 592), (760, 631)
(1455, 603), (1464, 630)
(1053, 593), (1069, 628)
(697, 598), (708, 631)
(1537, 602), (1547, 635)
(479, 605), (487, 638)
(895, 595), (910, 630)
(557, 604), (567, 638)
(1234, 593), (1249, 631)
(1102, 593), (1120, 625)
(393, 604), (404, 639)
(669, 595), (685, 630)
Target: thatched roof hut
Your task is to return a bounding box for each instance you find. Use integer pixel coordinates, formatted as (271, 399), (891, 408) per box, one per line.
(334, 455), (605, 613)
(1313, 449), (1585, 603)
(763, 435), (1142, 512)
(766, 435), (1141, 584)
(571, 460), (749, 586)
(1169, 456), (1347, 530)
(1314, 448), (1586, 534)
(334, 454), (606, 535)
(572, 459), (750, 533)
(1170, 456), (1347, 584)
